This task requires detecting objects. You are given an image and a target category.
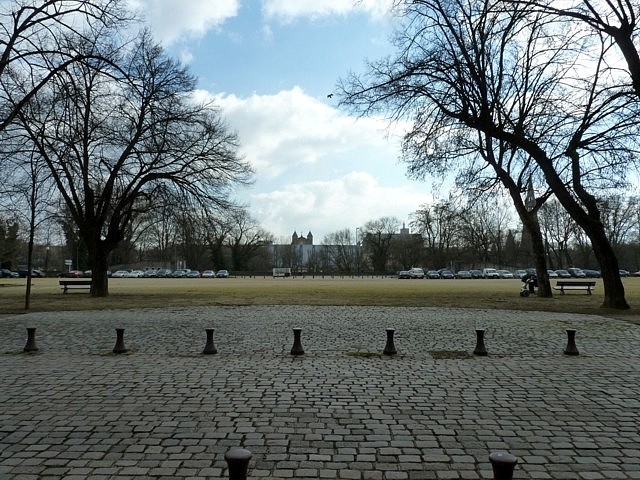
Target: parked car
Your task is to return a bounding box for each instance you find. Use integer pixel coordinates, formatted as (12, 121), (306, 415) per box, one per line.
(124, 270), (144, 278)
(555, 269), (571, 278)
(469, 269), (483, 279)
(567, 267), (586, 278)
(582, 269), (601, 278)
(201, 270), (215, 278)
(514, 269), (527, 279)
(426, 270), (441, 279)
(619, 269), (630, 277)
(408, 267), (425, 279)
(155, 269), (173, 278)
(172, 269), (190, 278)
(497, 270), (514, 279)
(216, 269), (230, 278)
(547, 270), (559, 278)
(438, 269), (455, 279)
(398, 270), (411, 279)
(482, 268), (500, 279)
(143, 269), (159, 277)
(186, 270), (201, 278)
(111, 270), (130, 278)
(0, 268), (19, 278)
(455, 270), (472, 279)
(64, 270), (85, 278)
(17, 268), (45, 278)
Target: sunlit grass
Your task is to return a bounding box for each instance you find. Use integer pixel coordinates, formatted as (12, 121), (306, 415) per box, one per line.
(1, 276), (639, 322)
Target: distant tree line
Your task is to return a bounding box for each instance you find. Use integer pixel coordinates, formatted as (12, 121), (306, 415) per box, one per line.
(3, 193), (639, 278)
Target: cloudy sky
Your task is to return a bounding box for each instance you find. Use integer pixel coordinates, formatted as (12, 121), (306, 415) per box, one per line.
(131, 0), (435, 242)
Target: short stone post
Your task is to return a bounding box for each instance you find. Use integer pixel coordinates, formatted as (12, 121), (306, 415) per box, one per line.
(489, 451), (517, 480)
(383, 328), (397, 355)
(473, 329), (488, 356)
(112, 328), (127, 354)
(225, 447), (252, 480)
(23, 327), (39, 352)
(563, 329), (579, 356)
(290, 328), (304, 355)
(202, 328), (218, 355)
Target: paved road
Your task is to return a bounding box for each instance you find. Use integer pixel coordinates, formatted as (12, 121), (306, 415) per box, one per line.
(1, 306), (639, 479)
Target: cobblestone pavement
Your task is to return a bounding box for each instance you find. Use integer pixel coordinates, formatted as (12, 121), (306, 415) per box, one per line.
(1, 306), (639, 479)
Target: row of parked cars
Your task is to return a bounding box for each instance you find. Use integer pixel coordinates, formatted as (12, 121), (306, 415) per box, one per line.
(398, 266), (636, 280)
(1, 268), (46, 278)
(110, 268), (230, 278)
(399, 267), (516, 279)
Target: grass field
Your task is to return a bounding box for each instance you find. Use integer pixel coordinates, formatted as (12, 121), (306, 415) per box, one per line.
(1, 276), (640, 322)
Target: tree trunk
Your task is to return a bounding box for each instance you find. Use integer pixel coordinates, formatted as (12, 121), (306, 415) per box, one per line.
(90, 246), (110, 297)
(527, 215), (552, 297)
(588, 225), (628, 309)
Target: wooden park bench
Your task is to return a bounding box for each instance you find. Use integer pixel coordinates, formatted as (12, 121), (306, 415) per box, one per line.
(553, 280), (597, 295)
(59, 279), (92, 294)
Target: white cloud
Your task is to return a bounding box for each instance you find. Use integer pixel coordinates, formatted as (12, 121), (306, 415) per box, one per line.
(262, 0), (395, 22)
(193, 86), (423, 240)
(207, 86), (403, 179)
(127, 0), (240, 45)
(250, 172), (432, 240)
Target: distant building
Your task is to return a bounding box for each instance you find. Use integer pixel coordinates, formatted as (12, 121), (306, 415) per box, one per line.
(291, 231), (313, 245)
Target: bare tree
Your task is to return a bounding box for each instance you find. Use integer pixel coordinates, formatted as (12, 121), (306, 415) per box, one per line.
(227, 208), (272, 271)
(15, 30), (251, 296)
(361, 216), (401, 273)
(539, 199), (578, 269)
(340, 0), (638, 308)
(322, 229), (357, 273)
(0, 147), (56, 308)
(411, 200), (461, 267)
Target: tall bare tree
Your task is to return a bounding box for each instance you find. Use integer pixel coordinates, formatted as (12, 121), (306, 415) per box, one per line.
(14, 30), (251, 296)
(340, 0), (638, 308)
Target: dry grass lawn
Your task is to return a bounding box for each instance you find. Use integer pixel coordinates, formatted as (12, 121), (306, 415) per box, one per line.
(1, 276), (639, 323)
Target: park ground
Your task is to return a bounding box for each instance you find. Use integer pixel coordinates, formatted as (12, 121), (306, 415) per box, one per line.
(1, 278), (639, 479)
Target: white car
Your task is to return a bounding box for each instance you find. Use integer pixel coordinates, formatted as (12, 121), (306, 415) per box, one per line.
(482, 268), (500, 279)
(111, 270), (130, 278)
(408, 267), (425, 279)
(124, 270), (144, 278)
(201, 270), (215, 278)
(497, 269), (514, 279)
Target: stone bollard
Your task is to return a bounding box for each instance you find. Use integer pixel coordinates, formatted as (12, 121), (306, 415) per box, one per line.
(473, 329), (488, 356)
(563, 329), (579, 356)
(202, 328), (218, 355)
(489, 451), (517, 480)
(383, 328), (397, 355)
(112, 328), (127, 354)
(23, 327), (39, 352)
(290, 328), (304, 355)
(225, 447), (252, 480)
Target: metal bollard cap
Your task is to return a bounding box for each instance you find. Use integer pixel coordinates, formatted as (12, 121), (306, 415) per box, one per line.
(489, 451), (517, 465)
(225, 447), (252, 462)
